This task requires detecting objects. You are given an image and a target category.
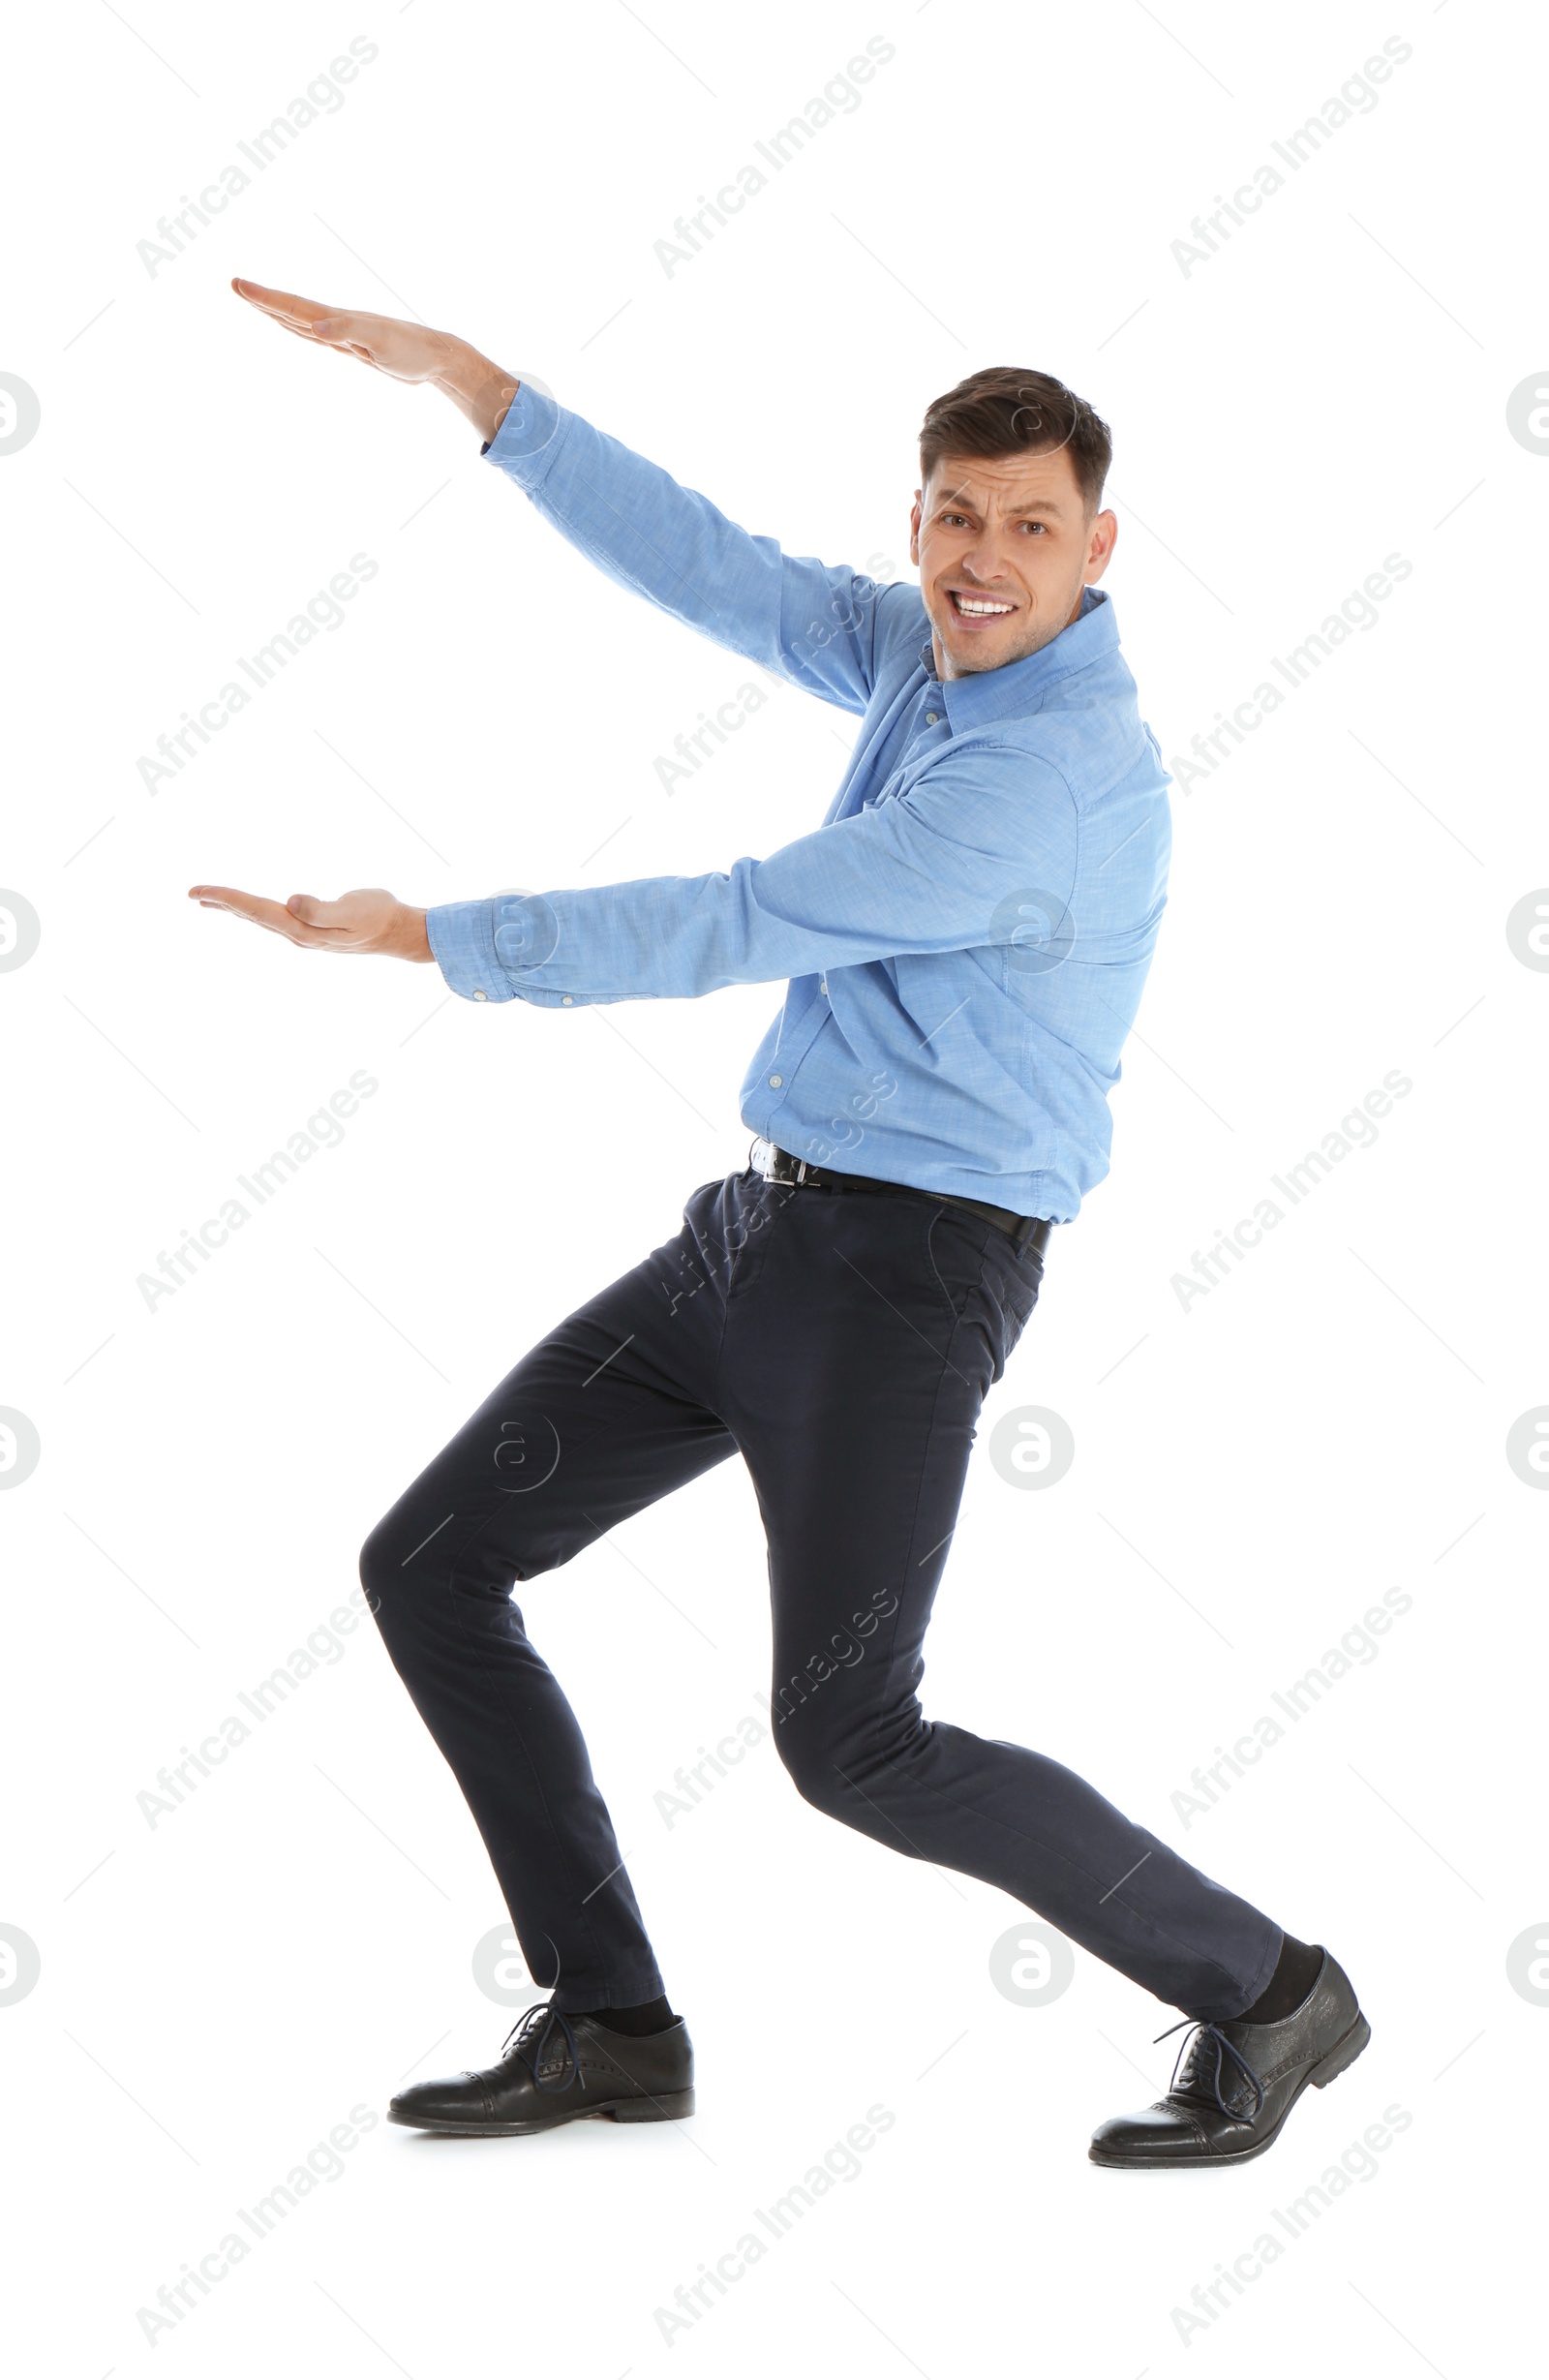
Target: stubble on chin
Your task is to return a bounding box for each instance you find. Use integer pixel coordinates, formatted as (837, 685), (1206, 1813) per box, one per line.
(931, 595), (1077, 678)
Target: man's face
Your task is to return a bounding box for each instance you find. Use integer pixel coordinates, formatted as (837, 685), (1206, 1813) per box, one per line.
(909, 446), (1117, 680)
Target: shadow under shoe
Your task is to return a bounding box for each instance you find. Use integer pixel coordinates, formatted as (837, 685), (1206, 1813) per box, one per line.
(1089, 1949), (1369, 2171)
(389, 1999), (695, 2137)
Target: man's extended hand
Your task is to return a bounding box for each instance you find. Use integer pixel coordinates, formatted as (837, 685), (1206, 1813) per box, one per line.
(231, 280), (520, 442)
(188, 884), (433, 961)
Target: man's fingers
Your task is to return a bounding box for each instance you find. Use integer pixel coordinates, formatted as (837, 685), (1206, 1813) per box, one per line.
(231, 279), (337, 329)
(231, 280), (375, 352)
(187, 884), (340, 947)
(187, 882), (278, 925)
(186, 884), (298, 934)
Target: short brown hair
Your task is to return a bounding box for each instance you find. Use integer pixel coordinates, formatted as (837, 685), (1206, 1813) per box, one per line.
(919, 368), (1112, 513)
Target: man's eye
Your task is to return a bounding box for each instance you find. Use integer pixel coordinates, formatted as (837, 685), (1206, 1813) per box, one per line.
(1019, 521), (1047, 534)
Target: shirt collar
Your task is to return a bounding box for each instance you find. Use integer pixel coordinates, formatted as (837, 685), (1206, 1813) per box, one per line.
(919, 587), (1117, 731)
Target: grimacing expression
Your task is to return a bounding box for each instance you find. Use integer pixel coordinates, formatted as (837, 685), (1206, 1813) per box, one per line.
(909, 445), (1117, 679)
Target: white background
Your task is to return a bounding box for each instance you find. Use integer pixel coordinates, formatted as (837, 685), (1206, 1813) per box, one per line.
(4, 1), (1545, 2371)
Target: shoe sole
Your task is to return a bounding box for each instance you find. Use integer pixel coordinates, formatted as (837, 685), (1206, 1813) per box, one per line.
(1087, 2012), (1371, 2171)
(387, 2088), (695, 2138)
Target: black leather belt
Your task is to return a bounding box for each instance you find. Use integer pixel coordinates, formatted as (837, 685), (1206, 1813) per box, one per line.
(757, 1144), (1052, 1258)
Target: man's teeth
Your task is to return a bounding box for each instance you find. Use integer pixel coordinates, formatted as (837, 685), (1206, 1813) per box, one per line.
(955, 595), (1013, 615)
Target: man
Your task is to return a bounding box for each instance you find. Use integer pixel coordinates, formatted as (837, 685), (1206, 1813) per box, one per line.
(191, 279), (1369, 2168)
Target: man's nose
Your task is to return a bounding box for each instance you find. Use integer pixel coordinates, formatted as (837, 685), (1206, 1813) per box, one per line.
(957, 533), (1015, 584)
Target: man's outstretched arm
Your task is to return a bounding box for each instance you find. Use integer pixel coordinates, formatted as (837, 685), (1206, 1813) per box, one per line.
(233, 282), (900, 715)
(189, 745), (1083, 996)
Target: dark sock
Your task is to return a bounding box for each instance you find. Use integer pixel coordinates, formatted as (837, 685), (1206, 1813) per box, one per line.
(1238, 1932), (1322, 2025)
(574, 1994), (677, 2037)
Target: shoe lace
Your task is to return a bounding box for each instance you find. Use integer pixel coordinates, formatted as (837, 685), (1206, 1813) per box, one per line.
(1153, 2019), (1265, 2122)
(500, 1999), (582, 2095)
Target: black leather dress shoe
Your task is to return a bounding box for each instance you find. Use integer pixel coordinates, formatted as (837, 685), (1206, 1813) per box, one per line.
(389, 1999), (695, 2137)
(1088, 1948), (1369, 2170)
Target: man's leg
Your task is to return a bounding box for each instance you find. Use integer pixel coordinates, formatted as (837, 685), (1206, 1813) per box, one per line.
(717, 1172), (1282, 2023)
(359, 1191), (739, 2014)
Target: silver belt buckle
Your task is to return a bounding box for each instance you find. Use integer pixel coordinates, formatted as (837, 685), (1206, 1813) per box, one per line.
(751, 1139), (808, 1187)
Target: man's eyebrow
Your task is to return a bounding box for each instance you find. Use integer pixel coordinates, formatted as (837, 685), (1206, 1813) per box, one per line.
(932, 488), (1069, 518)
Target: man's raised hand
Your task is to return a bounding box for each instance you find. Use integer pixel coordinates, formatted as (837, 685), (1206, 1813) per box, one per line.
(231, 281), (519, 441)
(188, 883), (433, 961)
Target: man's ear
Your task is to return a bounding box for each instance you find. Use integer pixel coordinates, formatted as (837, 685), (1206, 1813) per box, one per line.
(908, 489), (923, 565)
(1082, 507), (1118, 585)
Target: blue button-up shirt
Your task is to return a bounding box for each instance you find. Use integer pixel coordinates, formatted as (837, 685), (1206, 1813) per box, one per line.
(427, 381), (1171, 1221)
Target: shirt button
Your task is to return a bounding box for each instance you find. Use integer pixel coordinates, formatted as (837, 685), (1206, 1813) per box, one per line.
(562, 995), (573, 1005)
(926, 711), (939, 725)
(769, 1074), (782, 1088)
(819, 981), (828, 994)
(472, 991), (488, 1001)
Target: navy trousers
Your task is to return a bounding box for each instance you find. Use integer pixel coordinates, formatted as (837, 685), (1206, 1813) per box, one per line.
(360, 1168), (1281, 2021)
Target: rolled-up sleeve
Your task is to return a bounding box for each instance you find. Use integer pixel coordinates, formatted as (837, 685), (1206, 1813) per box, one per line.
(426, 748), (1081, 1007)
(483, 381), (899, 714)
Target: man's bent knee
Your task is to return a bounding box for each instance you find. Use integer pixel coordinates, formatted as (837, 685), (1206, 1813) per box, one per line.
(357, 1520), (401, 1633)
(774, 1710), (874, 1824)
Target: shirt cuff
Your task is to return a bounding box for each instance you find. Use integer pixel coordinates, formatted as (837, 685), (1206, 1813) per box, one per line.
(482, 376), (569, 490)
(427, 894), (582, 1008)
(425, 900), (518, 1003)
